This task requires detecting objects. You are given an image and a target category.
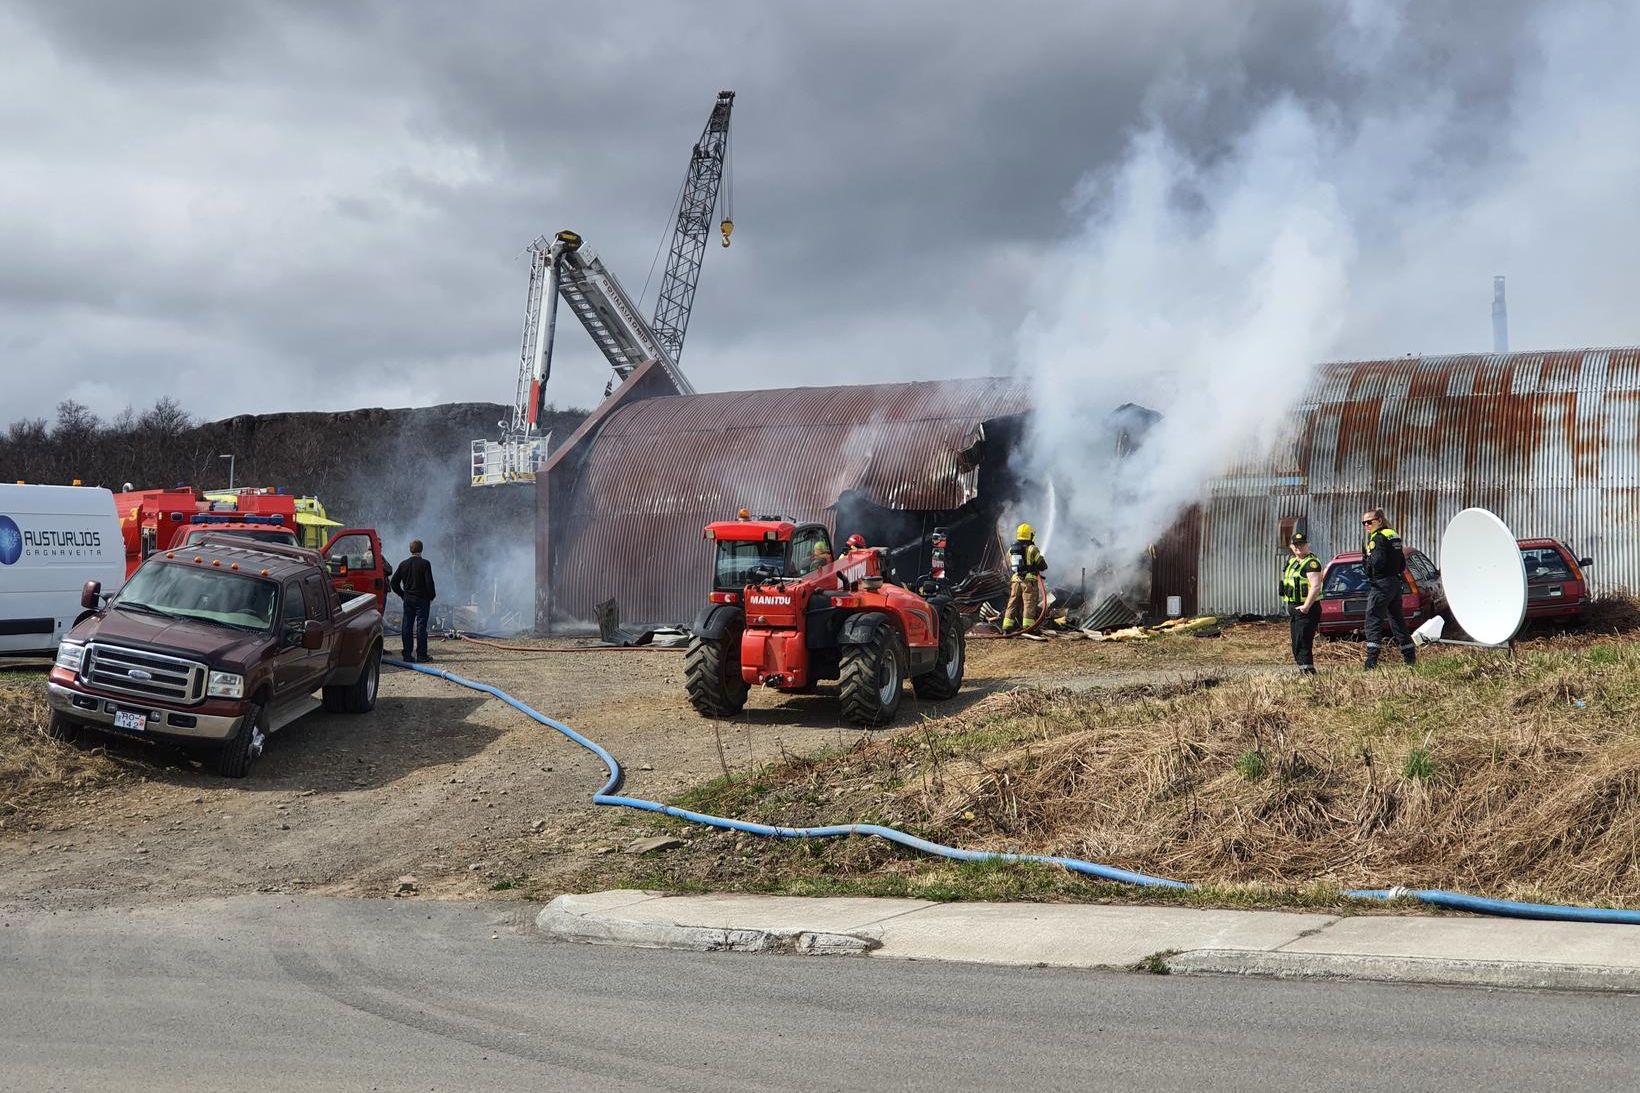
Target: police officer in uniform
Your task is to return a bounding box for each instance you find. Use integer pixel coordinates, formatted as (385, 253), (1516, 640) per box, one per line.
(1361, 508), (1416, 668)
(1280, 530), (1323, 673)
(1002, 523), (1047, 633)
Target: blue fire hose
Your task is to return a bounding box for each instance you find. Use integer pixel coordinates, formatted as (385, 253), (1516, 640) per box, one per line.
(389, 659), (1640, 925)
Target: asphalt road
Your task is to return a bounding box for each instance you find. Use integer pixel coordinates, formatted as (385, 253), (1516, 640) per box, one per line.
(1, 897), (1637, 1092)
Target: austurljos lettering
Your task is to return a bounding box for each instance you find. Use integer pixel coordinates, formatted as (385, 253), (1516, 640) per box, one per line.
(24, 529), (103, 549)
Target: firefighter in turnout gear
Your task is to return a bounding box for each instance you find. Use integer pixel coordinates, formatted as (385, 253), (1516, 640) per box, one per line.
(1361, 508), (1416, 668)
(1002, 523), (1047, 633)
(1281, 530), (1323, 673)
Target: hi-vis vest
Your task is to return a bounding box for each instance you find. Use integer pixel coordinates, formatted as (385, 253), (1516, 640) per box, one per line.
(1281, 552), (1320, 604)
(1364, 527), (1406, 580)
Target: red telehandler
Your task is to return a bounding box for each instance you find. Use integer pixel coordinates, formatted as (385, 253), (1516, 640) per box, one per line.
(685, 514), (965, 727)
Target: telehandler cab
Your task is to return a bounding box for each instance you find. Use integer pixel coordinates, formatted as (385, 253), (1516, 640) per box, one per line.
(685, 513), (964, 727)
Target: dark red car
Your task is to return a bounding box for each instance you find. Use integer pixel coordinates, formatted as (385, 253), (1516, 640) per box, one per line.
(1318, 548), (1449, 638)
(1519, 538), (1594, 624)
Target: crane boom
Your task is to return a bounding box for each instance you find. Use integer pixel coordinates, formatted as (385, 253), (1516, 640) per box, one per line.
(471, 91), (731, 486)
(651, 90), (734, 363)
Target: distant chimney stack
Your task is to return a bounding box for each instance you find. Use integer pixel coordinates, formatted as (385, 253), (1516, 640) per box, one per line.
(1492, 275), (1509, 354)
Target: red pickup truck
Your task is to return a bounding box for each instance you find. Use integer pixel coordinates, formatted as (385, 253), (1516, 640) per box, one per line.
(45, 536), (384, 778)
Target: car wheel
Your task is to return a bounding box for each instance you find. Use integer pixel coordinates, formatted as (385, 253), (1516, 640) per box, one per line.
(215, 701), (267, 779)
(341, 645), (381, 714)
(913, 605), (964, 701)
(44, 710), (83, 744)
(684, 626), (749, 718)
(840, 624), (904, 728)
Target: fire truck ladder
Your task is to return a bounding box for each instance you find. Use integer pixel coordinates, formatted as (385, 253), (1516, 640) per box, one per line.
(556, 246), (695, 394)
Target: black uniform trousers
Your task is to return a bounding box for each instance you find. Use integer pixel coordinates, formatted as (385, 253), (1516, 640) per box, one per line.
(1288, 603), (1320, 667)
(1363, 580), (1413, 660)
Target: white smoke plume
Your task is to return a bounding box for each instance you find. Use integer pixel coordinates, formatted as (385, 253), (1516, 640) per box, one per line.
(1014, 0), (1640, 594)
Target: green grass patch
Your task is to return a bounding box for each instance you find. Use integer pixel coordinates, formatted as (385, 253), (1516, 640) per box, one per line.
(1402, 747), (1435, 781)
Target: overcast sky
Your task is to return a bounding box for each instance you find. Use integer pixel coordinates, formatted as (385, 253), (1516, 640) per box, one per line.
(2, 0), (1635, 426)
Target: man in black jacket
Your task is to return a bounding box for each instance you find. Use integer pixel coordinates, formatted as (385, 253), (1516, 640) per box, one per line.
(390, 539), (436, 662)
(1360, 509), (1415, 669)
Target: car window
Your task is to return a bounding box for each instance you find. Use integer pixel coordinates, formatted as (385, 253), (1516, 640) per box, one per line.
(1323, 563), (1412, 597)
(281, 580), (307, 636)
(327, 532), (376, 573)
(714, 540), (789, 588)
(115, 565), (277, 631)
(1405, 551), (1432, 581)
(1323, 565), (1368, 596)
(791, 527), (833, 574)
(1521, 546), (1573, 581)
(300, 574), (332, 620)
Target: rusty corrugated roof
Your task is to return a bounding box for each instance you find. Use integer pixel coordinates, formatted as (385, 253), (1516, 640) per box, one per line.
(545, 376), (1032, 626)
(1203, 347), (1640, 613)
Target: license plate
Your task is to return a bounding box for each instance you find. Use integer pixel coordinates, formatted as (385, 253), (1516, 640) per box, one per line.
(113, 709), (148, 732)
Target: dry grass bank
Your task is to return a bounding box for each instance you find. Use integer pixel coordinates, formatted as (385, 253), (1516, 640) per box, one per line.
(0, 674), (139, 830)
(580, 636), (1640, 909)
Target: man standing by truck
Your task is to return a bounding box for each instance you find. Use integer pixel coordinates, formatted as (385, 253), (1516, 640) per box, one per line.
(389, 539), (436, 662)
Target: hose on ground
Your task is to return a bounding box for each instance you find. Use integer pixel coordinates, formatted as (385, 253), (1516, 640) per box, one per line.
(388, 659), (1640, 925)
(454, 633), (684, 654)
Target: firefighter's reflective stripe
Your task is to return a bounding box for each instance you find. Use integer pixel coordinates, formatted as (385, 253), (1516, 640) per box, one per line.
(1009, 541), (1045, 577)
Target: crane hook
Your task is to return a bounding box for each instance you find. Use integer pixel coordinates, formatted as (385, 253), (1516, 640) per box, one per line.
(720, 218), (734, 248)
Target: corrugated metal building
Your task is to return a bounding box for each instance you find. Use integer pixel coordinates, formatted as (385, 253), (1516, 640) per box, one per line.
(536, 362), (1032, 629)
(1191, 348), (1640, 615)
(538, 346), (1640, 630)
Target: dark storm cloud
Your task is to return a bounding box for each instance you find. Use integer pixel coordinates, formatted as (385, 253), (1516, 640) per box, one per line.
(0, 0), (1601, 426)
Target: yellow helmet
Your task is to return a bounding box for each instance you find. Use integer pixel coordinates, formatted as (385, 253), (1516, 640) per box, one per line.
(1016, 523), (1035, 541)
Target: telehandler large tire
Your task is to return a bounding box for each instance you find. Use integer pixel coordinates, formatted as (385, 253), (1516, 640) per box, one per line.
(839, 625), (904, 727)
(913, 605), (965, 701)
(685, 629), (749, 718)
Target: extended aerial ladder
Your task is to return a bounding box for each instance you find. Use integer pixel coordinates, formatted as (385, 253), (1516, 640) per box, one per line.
(472, 91), (735, 487)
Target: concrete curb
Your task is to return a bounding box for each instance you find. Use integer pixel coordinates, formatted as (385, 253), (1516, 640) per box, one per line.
(1165, 948), (1640, 993)
(537, 897), (877, 956)
(537, 891), (1640, 992)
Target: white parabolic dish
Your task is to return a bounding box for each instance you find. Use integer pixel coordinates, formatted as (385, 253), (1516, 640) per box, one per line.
(1440, 508), (1527, 646)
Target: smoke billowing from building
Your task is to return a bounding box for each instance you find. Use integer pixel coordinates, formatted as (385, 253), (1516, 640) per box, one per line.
(1013, 0), (1640, 597)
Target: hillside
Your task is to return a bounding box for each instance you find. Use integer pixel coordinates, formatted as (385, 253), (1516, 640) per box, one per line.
(1, 401), (587, 624)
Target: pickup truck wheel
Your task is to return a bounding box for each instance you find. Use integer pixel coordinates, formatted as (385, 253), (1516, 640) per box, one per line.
(332, 643), (383, 712)
(45, 711), (83, 744)
(912, 606), (965, 701)
(215, 701), (267, 779)
(685, 629), (748, 718)
(840, 625), (904, 728)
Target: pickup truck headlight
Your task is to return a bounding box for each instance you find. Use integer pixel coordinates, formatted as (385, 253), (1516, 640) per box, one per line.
(55, 642), (85, 673)
(207, 671), (245, 700)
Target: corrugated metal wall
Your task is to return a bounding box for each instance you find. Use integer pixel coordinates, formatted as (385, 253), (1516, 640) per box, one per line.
(1200, 348), (1640, 614)
(545, 378), (1032, 627)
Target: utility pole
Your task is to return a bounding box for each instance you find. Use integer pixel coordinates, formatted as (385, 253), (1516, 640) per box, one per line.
(220, 453), (235, 491)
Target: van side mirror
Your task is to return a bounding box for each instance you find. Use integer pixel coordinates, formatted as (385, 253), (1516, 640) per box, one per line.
(1579, 557), (1594, 568)
(301, 620), (325, 650)
(81, 580), (103, 610)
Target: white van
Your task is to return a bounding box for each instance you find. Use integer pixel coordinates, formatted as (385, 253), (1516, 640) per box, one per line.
(0, 484), (126, 655)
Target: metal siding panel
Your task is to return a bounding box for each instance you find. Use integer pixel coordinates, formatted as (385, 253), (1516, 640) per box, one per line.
(1199, 349), (1640, 612)
(546, 376), (1033, 625)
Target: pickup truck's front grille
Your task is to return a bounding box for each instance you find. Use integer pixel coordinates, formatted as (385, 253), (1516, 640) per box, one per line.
(82, 644), (205, 705)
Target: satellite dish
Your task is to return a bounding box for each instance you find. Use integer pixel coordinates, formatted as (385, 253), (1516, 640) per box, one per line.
(1440, 508), (1526, 646)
